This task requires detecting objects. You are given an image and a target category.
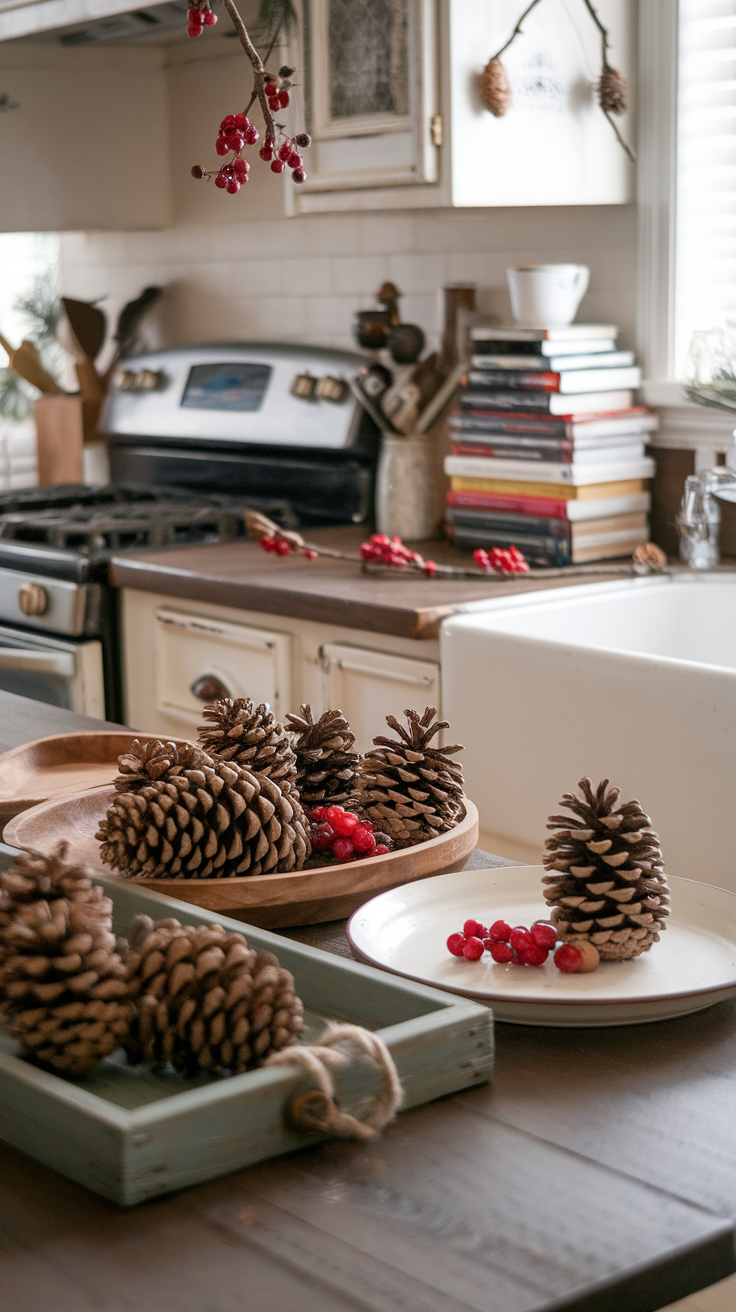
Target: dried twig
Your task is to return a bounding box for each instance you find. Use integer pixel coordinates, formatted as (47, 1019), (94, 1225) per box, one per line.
(489, 0), (544, 60)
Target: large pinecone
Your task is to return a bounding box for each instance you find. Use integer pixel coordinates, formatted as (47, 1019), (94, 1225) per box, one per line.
(285, 705), (360, 807)
(0, 869), (129, 1076)
(124, 914), (303, 1074)
(198, 698), (298, 796)
(0, 847), (91, 980)
(96, 739), (310, 879)
(542, 777), (670, 961)
(356, 707), (465, 849)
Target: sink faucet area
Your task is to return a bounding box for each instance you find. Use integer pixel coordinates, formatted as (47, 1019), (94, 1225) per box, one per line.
(441, 573), (736, 891)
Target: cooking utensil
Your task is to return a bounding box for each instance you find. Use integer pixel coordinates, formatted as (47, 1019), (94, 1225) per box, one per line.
(0, 331), (63, 395)
(60, 297), (106, 361)
(387, 323), (425, 365)
(353, 309), (391, 351)
(102, 285), (163, 389)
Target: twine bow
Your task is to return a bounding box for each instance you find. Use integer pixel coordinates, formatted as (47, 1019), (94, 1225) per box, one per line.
(266, 1022), (403, 1141)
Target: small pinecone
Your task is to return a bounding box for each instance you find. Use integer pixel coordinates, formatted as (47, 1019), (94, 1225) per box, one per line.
(285, 705), (361, 808)
(480, 57), (511, 116)
(0, 847), (94, 1010)
(356, 707), (465, 849)
(0, 877), (129, 1076)
(96, 739), (310, 879)
(598, 64), (628, 116)
(124, 914), (303, 1074)
(197, 698), (298, 796)
(543, 777), (670, 961)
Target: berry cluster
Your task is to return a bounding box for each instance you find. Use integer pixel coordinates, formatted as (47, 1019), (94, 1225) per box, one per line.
(308, 806), (394, 863)
(258, 532), (317, 560)
(265, 70), (292, 112)
(259, 132), (310, 183)
(473, 546), (529, 575)
(446, 918), (600, 972)
(187, 3), (217, 36)
(217, 113), (258, 156)
(360, 534), (438, 578)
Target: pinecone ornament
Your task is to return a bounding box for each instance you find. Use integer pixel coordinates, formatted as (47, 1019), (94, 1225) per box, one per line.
(480, 57), (511, 116)
(356, 707), (465, 849)
(543, 777), (670, 961)
(598, 64), (628, 116)
(124, 914), (303, 1073)
(96, 739), (310, 879)
(285, 705), (360, 808)
(0, 867), (129, 1076)
(198, 698), (298, 796)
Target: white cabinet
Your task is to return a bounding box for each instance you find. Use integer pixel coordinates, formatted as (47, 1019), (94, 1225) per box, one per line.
(319, 642), (440, 751)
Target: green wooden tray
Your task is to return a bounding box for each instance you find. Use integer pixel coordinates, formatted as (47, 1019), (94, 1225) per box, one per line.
(0, 845), (493, 1206)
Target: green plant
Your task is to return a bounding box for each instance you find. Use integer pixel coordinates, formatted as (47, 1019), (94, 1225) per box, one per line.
(0, 267), (62, 422)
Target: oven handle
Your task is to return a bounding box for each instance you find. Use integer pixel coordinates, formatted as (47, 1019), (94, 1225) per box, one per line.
(0, 649), (75, 676)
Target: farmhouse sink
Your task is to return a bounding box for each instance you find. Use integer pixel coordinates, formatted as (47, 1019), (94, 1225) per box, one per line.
(441, 574), (736, 889)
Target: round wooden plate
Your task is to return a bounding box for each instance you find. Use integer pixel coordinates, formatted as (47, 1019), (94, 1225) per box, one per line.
(3, 786), (479, 929)
(0, 732), (191, 826)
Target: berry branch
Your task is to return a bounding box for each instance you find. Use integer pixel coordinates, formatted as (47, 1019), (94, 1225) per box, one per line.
(187, 0), (311, 195)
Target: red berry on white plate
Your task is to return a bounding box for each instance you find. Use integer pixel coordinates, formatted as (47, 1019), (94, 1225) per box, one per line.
(489, 941), (514, 964)
(554, 944), (583, 973)
(509, 927), (532, 952)
(463, 918), (486, 940)
(520, 944), (548, 967)
(531, 923), (557, 950)
(488, 919), (511, 942)
(462, 936), (484, 961)
(447, 933), (465, 957)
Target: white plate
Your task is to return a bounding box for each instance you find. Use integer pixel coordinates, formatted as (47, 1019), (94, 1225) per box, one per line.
(346, 866), (736, 1027)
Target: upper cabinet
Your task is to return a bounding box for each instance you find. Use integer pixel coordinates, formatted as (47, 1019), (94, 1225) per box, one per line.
(294, 0), (636, 213)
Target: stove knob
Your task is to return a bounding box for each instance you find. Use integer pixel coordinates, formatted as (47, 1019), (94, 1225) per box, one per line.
(191, 674), (230, 702)
(18, 582), (48, 616)
(315, 375), (348, 402)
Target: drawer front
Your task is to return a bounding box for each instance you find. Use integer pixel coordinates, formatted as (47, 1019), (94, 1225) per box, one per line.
(155, 608), (291, 726)
(320, 643), (441, 752)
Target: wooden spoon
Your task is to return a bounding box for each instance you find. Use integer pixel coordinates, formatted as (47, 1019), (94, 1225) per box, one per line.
(0, 331), (63, 395)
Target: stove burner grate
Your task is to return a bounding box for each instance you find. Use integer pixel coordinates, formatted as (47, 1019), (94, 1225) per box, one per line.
(0, 498), (248, 556)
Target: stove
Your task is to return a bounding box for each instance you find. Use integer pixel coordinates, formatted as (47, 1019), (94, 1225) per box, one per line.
(0, 485), (290, 721)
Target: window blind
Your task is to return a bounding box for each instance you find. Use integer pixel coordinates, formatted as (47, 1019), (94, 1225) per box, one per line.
(676, 0), (736, 374)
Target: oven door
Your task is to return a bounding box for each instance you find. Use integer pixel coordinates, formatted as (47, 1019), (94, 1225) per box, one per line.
(0, 623), (105, 718)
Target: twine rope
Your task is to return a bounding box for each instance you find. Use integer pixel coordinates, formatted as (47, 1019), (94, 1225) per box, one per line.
(265, 1022), (403, 1141)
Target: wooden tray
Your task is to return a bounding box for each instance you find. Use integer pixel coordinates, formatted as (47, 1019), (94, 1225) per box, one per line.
(0, 843), (493, 1206)
(0, 732), (191, 825)
(3, 787), (480, 929)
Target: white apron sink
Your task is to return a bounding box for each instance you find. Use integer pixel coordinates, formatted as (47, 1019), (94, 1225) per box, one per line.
(441, 575), (736, 890)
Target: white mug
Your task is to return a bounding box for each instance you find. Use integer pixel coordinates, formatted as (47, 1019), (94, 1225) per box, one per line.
(506, 264), (590, 328)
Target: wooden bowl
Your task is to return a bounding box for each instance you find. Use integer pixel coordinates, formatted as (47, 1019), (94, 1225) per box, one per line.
(0, 732), (191, 826)
(3, 786), (480, 929)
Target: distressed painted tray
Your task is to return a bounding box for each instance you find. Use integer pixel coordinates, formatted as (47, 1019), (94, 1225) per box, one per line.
(0, 843), (492, 1206)
(4, 787), (479, 928)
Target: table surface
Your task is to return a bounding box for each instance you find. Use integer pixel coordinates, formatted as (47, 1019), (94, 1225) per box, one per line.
(108, 527), (619, 640)
(0, 690), (734, 1312)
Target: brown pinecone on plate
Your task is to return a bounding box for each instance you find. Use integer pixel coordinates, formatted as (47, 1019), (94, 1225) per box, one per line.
(356, 707), (465, 849)
(0, 869), (129, 1076)
(285, 705), (360, 808)
(124, 914), (303, 1074)
(197, 697), (298, 796)
(543, 777), (670, 960)
(96, 739), (310, 879)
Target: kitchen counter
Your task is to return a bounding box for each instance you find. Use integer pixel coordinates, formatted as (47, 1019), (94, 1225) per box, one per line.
(109, 528), (618, 640)
(1, 691), (735, 1312)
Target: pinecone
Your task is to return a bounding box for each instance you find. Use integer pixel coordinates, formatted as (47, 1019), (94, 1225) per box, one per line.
(96, 739), (310, 879)
(285, 705), (361, 808)
(598, 64), (628, 116)
(480, 57), (511, 116)
(198, 698), (298, 795)
(542, 777), (670, 961)
(0, 847), (95, 1010)
(356, 707), (465, 849)
(0, 872), (129, 1076)
(124, 914), (303, 1074)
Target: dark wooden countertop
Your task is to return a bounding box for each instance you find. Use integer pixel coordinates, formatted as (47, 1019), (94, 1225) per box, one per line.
(0, 692), (734, 1312)
(109, 528), (616, 640)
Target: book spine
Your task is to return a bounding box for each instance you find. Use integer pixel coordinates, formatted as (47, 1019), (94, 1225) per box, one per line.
(450, 412), (569, 436)
(446, 507), (572, 538)
(446, 489), (571, 519)
(464, 369), (560, 391)
(450, 440), (574, 463)
(449, 525), (573, 567)
(461, 389), (555, 413)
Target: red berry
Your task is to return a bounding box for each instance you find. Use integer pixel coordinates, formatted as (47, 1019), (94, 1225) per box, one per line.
(332, 837), (355, 863)
(287, 151), (302, 168)
(187, 23), (203, 35)
(509, 927), (533, 952)
(233, 113), (248, 128)
(447, 933), (466, 957)
(221, 115), (235, 127)
(374, 844), (390, 855)
(554, 944), (583, 974)
(331, 810), (359, 838)
(215, 139), (229, 156)
(487, 919), (511, 942)
(310, 806), (327, 822)
(188, 6), (202, 16)
(310, 822), (334, 851)
(275, 538), (291, 556)
(226, 179), (240, 194)
(489, 941), (514, 964)
(278, 89), (290, 107)
(462, 937), (484, 961)
(325, 805), (344, 826)
(292, 168), (307, 183)
(531, 923), (557, 950)
(520, 944), (549, 967)
(463, 919), (486, 940)
(259, 145), (274, 161)
(244, 124), (259, 144)
(295, 132), (312, 148)
(204, 8), (217, 23)
(352, 824), (376, 853)
(214, 174), (227, 188)
(278, 143), (292, 161)
(271, 159), (285, 173)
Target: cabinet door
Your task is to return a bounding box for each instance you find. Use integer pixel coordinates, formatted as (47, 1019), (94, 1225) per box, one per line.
(320, 642), (440, 751)
(154, 608), (291, 728)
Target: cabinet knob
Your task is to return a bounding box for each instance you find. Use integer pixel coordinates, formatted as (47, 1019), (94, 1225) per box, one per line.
(18, 582), (48, 616)
(191, 674), (230, 702)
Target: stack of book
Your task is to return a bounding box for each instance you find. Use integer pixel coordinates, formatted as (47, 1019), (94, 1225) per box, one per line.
(444, 324), (657, 566)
